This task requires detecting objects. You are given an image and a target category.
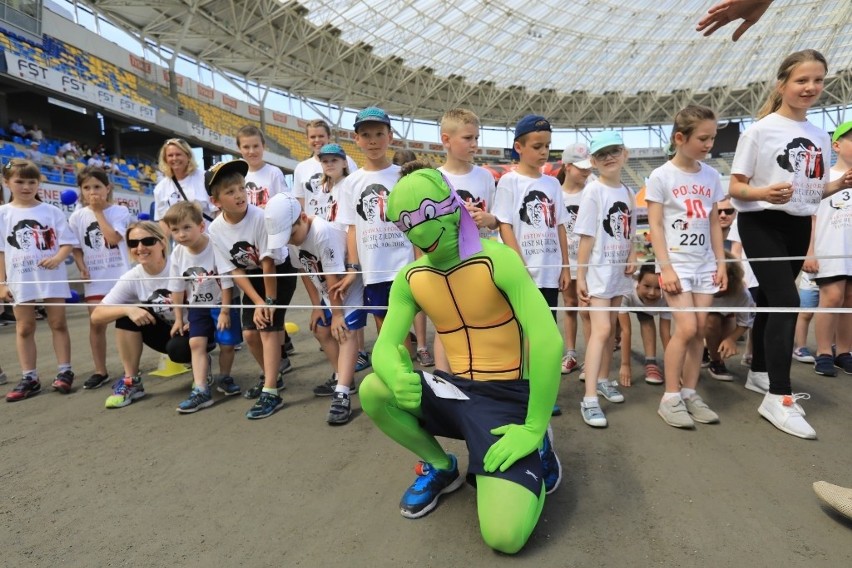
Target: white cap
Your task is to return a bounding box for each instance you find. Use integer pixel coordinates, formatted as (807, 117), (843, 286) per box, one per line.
(264, 194), (302, 249)
(562, 143), (592, 169)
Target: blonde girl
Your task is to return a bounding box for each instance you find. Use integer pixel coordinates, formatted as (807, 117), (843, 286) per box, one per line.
(574, 131), (637, 428)
(646, 105), (727, 429)
(730, 49), (852, 439)
(0, 159), (77, 401)
(69, 166), (131, 389)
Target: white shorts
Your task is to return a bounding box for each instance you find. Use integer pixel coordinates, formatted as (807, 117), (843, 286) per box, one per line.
(671, 271), (718, 295)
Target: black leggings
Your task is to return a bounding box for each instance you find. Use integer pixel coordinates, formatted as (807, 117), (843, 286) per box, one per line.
(737, 210), (810, 395)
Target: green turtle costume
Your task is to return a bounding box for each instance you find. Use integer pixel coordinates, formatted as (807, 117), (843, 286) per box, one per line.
(359, 167), (562, 553)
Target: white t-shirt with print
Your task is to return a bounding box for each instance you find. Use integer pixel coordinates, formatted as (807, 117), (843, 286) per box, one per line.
(646, 161), (725, 276)
(438, 165), (497, 239)
(731, 113), (830, 216)
(68, 204), (131, 297)
(101, 263), (175, 323)
(0, 202), (77, 303)
(572, 180), (637, 299)
(619, 284), (672, 320)
(167, 238), (232, 306)
(814, 167), (852, 278)
(562, 190), (583, 279)
(493, 171), (567, 288)
(294, 217), (363, 317)
(208, 205), (286, 274)
(336, 164), (413, 286)
(245, 163), (289, 209)
(293, 155), (359, 218)
(153, 169), (215, 221)
(726, 219), (758, 289)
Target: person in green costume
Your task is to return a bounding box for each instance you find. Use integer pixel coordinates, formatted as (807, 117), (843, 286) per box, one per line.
(358, 162), (563, 554)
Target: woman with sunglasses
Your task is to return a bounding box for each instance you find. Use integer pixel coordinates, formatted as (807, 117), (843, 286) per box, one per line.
(91, 221), (190, 408)
(152, 138), (214, 235)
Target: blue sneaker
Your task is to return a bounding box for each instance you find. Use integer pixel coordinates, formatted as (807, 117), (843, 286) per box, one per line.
(177, 387), (213, 414)
(814, 354), (837, 377)
(216, 376), (241, 396)
(244, 374), (285, 399)
(399, 453), (464, 519)
(835, 353), (852, 375)
(246, 392), (284, 420)
(551, 404), (562, 416)
(540, 425), (562, 495)
(355, 351), (371, 372)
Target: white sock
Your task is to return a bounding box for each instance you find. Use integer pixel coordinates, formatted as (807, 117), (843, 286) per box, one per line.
(335, 384), (350, 396)
(681, 387), (697, 400)
(662, 392), (682, 402)
(583, 396), (599, 406)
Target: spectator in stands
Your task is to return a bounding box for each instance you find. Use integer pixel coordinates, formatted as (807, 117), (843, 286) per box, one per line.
(87, 153), (105, 168)
(717, 195), (735, 242)
(54, 151), (73, 174)
(59, 140), (80, 162)
(9, 118), (26, 137)
(152, 138), (214, 234)
(80, 144), (93, 160)
(25, 141), (44, 164)
(26, 124), (43, 143)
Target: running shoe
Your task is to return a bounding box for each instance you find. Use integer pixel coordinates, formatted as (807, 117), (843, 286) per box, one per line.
(83, 373), (110, 390)
(707, 360), (733, 381)
(326, 392), (352, 425)
(835, 353), (852, 375)
(596, 380), (624, 403)
(399, 453), (463, 519)
(216, 375), (241, 396)
(355, 351), (371, 372)
(758, 392), (816, 439)
(416, 347), (435, 367)
(104, 376), (145, 408)
(5, 376), (41, 402)
(793, 347), (816, 363)
(244, 375), (285, 399)
(177, 387), (213, 414)
(814, 354), (837, 377)
(51, 370), (75, 394)
(540, 426), (562, 495)
(561, 354), (579, 375)
(246, 392), (284, 419)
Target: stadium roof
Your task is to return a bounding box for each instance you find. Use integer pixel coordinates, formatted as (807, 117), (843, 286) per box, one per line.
(85, 0), (852, 128)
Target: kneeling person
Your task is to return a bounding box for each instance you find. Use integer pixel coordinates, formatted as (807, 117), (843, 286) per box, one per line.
(359, 164), (562, 554)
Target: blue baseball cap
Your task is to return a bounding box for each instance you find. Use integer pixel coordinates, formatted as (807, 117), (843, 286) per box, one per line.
(513, 114), (551, 141)
(318, 143), (346, 159)
(589, 131), (625, 155)
(354, 107), (391, 131)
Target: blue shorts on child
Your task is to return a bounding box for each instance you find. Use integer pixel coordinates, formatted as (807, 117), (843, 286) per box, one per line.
(416, 370), (543, 496)
(363, 281), (392, 317)
(315, 305), (368, 331)
(188, 306), (242, 346)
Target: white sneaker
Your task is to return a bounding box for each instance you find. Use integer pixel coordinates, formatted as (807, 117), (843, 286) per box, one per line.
(758, 393), (816, 439)
(658, 397), (695, 429)
(745, 370), (769, 394)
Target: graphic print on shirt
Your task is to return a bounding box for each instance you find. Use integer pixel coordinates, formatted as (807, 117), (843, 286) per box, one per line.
(603, 201), (631, 240)
(83, 221), (118, 250)
(147, 288), (174, 321)
(245, 181), (269, 208)
(776, 137), (824, 180)
(564, 205), (579, 233)
(6, 219), (56, 251)
(356, 184), (390, 223)
(304, 172), (322, 195)
(228, 241), (260, 270)
(518, 190), (556, 228)
(298, 248), (331, 296)
(183, 266), (220, 304)
(457, 189), (486, 211)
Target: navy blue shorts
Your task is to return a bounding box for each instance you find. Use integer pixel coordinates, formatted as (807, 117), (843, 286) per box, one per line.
(314, 305), (368, 331)
(540, 287), (559, 322)
(363, 281), (392, 318)
(417, 371), (542, 496)
(188, 307), (242, 346)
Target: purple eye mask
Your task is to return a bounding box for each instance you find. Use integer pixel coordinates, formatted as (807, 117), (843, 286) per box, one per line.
(393, 173), (483, 260)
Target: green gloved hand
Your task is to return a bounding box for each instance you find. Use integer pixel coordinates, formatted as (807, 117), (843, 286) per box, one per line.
(483, 423), (543, 473)
(388, 344), (422, 410)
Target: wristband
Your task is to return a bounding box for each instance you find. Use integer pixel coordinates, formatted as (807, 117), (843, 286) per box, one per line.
(345, 263), (361, 271)
(265, 297), (276, 305)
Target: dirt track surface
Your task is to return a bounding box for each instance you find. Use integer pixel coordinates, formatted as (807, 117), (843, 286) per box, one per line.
(1, 290), (852, 567)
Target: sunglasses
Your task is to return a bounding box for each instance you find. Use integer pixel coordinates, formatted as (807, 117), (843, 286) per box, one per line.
(592, 147), (624, 160)
(127, 236), (160, 248)
(718, 208), (736, 215)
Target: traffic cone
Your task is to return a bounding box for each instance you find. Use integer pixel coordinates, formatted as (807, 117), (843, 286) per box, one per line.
(149, 354), (190, 377)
